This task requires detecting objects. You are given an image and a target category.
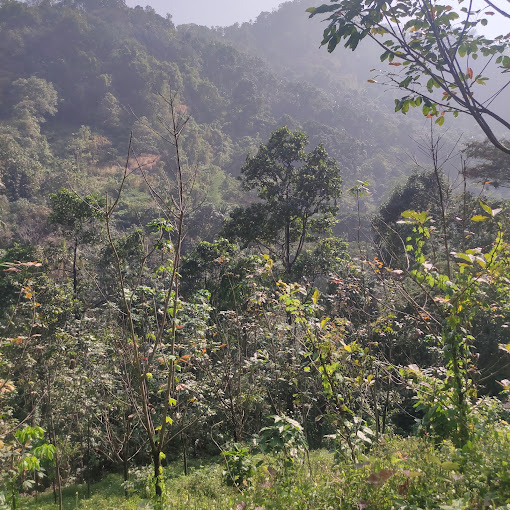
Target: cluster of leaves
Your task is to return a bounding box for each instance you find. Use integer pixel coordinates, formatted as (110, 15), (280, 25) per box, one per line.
(308, 0), (510, 153)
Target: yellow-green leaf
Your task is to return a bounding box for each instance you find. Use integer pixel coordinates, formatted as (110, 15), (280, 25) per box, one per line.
(441, 461), (459, 470)
(479, 200), (493, 216)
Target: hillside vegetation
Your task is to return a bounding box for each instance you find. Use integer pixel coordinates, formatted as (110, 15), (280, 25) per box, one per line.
(1, 1), (510, 509)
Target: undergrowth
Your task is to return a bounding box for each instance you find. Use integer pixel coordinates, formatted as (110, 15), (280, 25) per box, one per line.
(24, 419), (510, 510)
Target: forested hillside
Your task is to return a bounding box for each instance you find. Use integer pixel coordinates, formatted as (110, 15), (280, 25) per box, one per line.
(0, 0), (434, 246)
(1, 0), (510, 509)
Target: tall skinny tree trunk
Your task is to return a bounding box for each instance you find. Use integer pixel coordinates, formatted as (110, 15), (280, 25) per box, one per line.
(122, 413), (131, 497)
(73, 237), (78, 296)
(285, 217), (291, 277)
(47, 378), (63, 510)
(153, 453), (162, 498)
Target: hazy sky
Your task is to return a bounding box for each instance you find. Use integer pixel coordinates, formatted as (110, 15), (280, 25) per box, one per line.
(125, 0), (285, 26)
(125, 0), (508, 36)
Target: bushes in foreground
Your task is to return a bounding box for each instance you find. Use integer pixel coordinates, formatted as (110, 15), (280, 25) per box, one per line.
(24, 410), (510, 510)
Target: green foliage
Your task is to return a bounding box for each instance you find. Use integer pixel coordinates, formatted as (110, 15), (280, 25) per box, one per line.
(291, 236), (349, 283)
(40, 431), (510, 509)
(0, 136), (44, 201)
(221, 444), (255, 488)
(224, 126), (342, 277)
(397, 201), (509, 445)
(464, 139), (510, 188)
(308, 0), (510, 154)
(0, 0), (426, 243)
(2, 2), (510, 508)
(257, 415), (308, 466)
(49, 188), (104, 234)
(17, 415), (510, 509)
(10, 77), (58, 123)
(0, 426), (55, 510)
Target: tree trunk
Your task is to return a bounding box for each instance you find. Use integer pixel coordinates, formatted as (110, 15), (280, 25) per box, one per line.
(86, 418), (91, 498)
(182, 432), (188, 476)
(47, 375), (63, 510)
(123, 455), (129, 497)
(122, 415), (130, 497)
(285, 217), (291, 277)
(73, 237), (78, 296)
(153, 453), (162, 498)
(49, 414), (63, 510)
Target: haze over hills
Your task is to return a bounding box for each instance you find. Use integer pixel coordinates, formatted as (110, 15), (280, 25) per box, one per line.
(126, 0), (510, 144)
(127, 0), (509, 36)
(0, 0), (434, 243)
(125, 0), (285, 26)
(1, 0), (508, 247)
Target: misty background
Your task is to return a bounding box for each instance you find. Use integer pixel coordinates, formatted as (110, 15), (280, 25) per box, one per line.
(125, 0), (284, 26)
(125, 0), (508, 36)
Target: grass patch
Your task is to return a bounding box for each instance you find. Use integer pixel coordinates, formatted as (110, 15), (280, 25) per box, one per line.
(23, 425), (510, 509)
(23, 473), (144, 510)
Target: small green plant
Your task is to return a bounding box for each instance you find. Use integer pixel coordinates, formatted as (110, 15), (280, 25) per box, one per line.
(221, 443), (255, 488)
(121, 465), (153, 498)
(257, 415), (308, 469)
(0, 425), (55, 510)
(402, 364), (459, 441)
(326, 417), (376, 464)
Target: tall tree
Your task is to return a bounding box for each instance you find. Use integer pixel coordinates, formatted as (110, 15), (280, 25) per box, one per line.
(11, 77), (58, 123)
(49, 188), (104, 295)
(224, 126), (342, 276)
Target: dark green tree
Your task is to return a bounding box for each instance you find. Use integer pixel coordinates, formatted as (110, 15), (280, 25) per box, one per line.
(49, 188), (104, 295)
(224, 127), (342, 277)
(464, 139), (510, 188)
(10, 77), (58, 123)
(0, 137), (43, 201)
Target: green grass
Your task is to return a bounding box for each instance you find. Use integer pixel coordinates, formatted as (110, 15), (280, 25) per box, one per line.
(23, 473), (144, 510)
(22, 456), (241, 510)
(22, 425), (510, 510)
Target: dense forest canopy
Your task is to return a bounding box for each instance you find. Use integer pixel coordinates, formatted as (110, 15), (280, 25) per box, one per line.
(0, 0), (436, 239)
(1, 0), (510, 509)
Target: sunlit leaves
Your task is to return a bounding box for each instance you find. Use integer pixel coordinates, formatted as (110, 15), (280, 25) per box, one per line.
(309, 0), (510, 150)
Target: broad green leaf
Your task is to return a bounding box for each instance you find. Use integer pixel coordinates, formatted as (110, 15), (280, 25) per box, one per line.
(357, 430), (372, 444)
(441, 461), (459, 470)
(479, 200), (493, 216)
(454, 252), (474, 263)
